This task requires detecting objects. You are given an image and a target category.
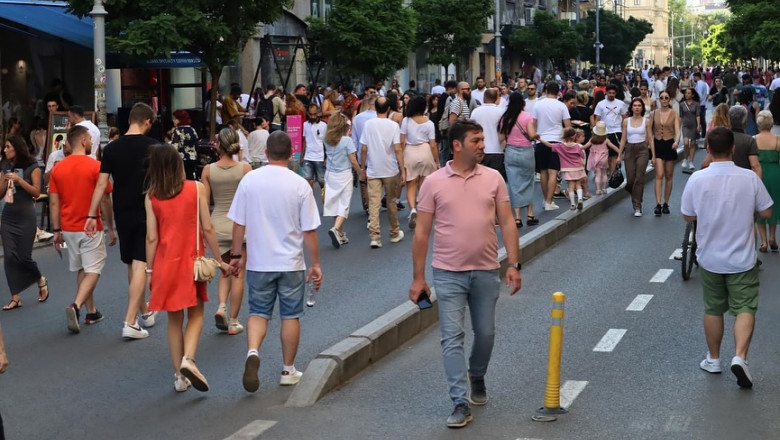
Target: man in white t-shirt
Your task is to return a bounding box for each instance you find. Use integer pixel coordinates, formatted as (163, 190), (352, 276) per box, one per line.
(360, 97), (405, 248)
(470, 77), (486, 106)
(680, 127), (772, 389)
(301, 104), (328, 198)
(593, 84), (627, 175)
(246, 116), (270, 169)
(524, 83), (539, 114)
(68, 105), (99, 158)
(470, 88), (506, 180)
(532, 82), (571, 211)
(431, 78), (446, 95)
(352, 97), (378, 213)
(769, 71), (780, 92)
(227, 131), (322, 393)
(653, 69), (667, 101)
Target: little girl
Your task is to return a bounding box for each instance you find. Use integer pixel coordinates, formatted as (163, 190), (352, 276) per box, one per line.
(584, 125), (620, 195)
(539, 127), (587, 210)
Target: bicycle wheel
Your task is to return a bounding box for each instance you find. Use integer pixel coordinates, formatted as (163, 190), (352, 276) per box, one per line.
(681, 221), (697, 280)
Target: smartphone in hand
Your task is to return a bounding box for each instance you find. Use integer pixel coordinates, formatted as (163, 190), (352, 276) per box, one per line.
(417, 291), (432, 310)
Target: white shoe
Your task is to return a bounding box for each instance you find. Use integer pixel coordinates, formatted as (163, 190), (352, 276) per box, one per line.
(339, 232), (349, 245)
(688, 163), (696, 171)
(390, 230), (405, 243)
(36, 229), (54, 242)
(544, 202), (560, 211)
(730, 356), (753, 388)
(174, 374), (191, 392)
(280, 369), (303, 386)
(408, 209), (418, 229)
(700, 353), (722, 373)
(122, 321), (149, 339)
(370, 239), (382, 249)
(366, 220), (370, 230)
(634, 210), (643, 217)
(180, 356), (209, 392)
(141, 310), (158, 328)
(228, 320), (245, 335)
(328, 227), (341, 249)
(681, 159), (689, 168)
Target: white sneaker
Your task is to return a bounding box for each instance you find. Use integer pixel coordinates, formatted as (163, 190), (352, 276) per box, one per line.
(681, 159), (689, 168)
(174, 374), (191, 392)
(122, 321), (149, 339)
(408, 209), (418, 229)
(544, 202), (560, 211)
(36, 229), (54, 242)
(634, 210), (643, 217)
(366, 220), (370, 230)
(700, 353), (722, 373)
(339, 232), (349, 245)
(688, 163), (696, 171)
(280, 369), (303, 386)
(328, 227), (341, 249)
(370, 239), (382, 249)
(228, 320), (245, 335)
(390, 230), (405, 243)
(730, 356), (753, 388)
(141, 310), (158, 328)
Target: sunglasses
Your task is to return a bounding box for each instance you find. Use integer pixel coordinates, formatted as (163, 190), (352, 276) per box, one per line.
(659, 96), (670, 100)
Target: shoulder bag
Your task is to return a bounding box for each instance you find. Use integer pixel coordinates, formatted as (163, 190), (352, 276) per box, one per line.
(193, 182), (220, 282)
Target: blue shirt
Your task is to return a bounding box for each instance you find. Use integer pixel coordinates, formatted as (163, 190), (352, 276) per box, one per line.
(325, 136), (357, 173)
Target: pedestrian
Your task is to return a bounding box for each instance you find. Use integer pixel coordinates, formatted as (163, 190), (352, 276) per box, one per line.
(498, 92), (538, 226)
(754, 110), (780, 252)
(586, 122), (618, 196)
(701, 106), (762, 176)
(352, 96), (378, 214)
(301, 104), (328, 200)
(470, 88), (506, 180)
(246, 116), (270, 169)
(401, 95), (439, 229)
(408, 119), (522, 429)
(538, 128), (587, 210)
(680, 88), (702, 172)
(227, 131), (323, 393)
(171, 110), (199, 180)
(618, 98), (654, 217)
(360, 97), (406, 248)
(145, 144), (230, 392)
(694, 72), (710, 139)
(532, 82), (572, 211)
(1, 135), (48, 311)
(323, 111), (364, 248)
(681, 127), (773, 389)
(50, 126), (117, 333)
(593, 84), (627, 177)
(201, 128), (251, 334)
(650, 91), (681, 215)
(66, 105), (99, 158)
(84, 103), (158, 339)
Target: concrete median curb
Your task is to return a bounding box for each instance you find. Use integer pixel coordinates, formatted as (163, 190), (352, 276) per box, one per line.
(287, 161), (664, 407)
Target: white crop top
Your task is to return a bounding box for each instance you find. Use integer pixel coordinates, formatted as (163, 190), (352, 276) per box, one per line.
(626, 118), (646, 144)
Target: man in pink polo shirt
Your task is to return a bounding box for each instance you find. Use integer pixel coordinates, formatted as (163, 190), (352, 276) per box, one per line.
(409, 119), (522, 429)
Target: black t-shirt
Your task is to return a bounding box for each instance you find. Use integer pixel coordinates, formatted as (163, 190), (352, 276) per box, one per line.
(100, 134), (157, 213)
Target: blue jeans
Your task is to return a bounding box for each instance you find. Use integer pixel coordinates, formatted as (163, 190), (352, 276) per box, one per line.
(433, 268), (500, 405)
(246, 270), (305, 320)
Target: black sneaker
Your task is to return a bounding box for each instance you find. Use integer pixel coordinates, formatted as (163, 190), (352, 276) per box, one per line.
(469, 375), (488, 406)
(662, 203), (670, 214)
(396, 201), (405, 210)
(654, 204), (662, 217)
(381, 197), (387, 209)
(85, 310), (104, 325)
(446, 403), (472, 428)
(66, 303), (80, 334)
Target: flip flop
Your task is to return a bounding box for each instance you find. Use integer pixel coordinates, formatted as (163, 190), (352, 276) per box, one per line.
(3, 299), (22, 310)
(38, 277), (49, 303)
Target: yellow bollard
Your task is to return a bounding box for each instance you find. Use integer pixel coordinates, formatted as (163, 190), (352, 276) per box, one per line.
(532, 292), (568, 422)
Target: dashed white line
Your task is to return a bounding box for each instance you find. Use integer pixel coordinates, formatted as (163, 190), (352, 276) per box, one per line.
(222, 420), (277, 440)
(669, 248), (682, 260)
(649, 269), (674, 283)
(560, 380), (588, 409)
(626, 294), (653, 311)
(593, 329), (627, 352)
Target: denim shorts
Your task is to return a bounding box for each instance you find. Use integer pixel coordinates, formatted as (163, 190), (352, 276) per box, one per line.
(246, 270), (305, 320)
(302, 160), (325, 184)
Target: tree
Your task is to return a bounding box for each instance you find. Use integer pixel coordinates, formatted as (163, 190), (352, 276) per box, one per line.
(411, 0), (494, 78)
(307, 0), (416, 83)
(68, 0), (291, 137)
(725, 0), (780, 62)
(509, 11), (583, 72)
(580, 10), (653, 68)
(700, 23), (731, 65)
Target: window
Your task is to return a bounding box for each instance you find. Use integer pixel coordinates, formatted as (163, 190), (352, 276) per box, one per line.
(634, 0), (640, 5)
(504, 1), (517, 24)
(311, 0), (320, 17)
(524, 7), (536, 24)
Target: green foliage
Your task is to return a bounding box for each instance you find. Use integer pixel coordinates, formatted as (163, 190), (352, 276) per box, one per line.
(580, 10), (653, 67)
(308, 0), (416, 82)
(411, 0), (494, 69)
(509, 12), (583, 66)
(700, 23), (731, 65)
(725, 0), (780, 61)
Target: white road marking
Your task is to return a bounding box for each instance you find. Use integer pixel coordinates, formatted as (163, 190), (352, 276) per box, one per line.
(626, 294), (653, 311)
(560, 380), (588, 409)
(593, 329), (627, 352)
(669, 248), (682, 260)
(223, 420), (277, 440)
(649, 269), (674, 283)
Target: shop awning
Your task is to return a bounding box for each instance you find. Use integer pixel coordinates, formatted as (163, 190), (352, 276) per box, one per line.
(0, 1), (94, 49)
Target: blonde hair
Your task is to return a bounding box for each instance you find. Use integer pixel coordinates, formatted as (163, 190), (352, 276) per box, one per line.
(757, 110), (774, 131)
(576, 91), (589, 106)
(710, 103), (731, 129)
(324, 112), (349, 146)
(217, 127), (241, 156)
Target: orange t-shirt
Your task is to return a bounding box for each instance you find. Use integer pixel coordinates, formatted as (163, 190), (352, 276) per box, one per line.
(49, 154), (112, 232)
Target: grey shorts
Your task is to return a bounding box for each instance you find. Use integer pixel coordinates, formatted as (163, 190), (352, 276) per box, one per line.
(62, 231), (107, 274)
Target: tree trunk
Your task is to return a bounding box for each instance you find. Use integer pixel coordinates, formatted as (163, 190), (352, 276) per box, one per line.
(209, 67), (221, 141)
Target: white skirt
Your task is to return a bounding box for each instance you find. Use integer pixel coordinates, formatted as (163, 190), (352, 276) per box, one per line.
(323, 169), (354, 218)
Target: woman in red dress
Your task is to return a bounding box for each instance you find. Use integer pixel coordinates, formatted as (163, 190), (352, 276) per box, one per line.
(145, 145), (230, 393)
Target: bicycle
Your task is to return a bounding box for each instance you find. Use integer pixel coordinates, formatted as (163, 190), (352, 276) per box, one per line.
(681, 220), (698, 280)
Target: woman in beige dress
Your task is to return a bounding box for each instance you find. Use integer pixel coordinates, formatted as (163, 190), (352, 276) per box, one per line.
(201, 128), (251, 335)
(401, 95), (439, 229)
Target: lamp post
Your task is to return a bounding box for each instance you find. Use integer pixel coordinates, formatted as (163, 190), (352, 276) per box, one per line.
(90, 0), (109, 148)
(495, 0), (502, 84)
(595, 0), (602, 70)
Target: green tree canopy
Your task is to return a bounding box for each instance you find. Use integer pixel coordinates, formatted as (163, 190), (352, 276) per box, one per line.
(411, 0), (494, 74)
(508, 11), (583, 71)
(307, 0), (416, 82)
(725, 0), (780, 61)
(700, 23), (731, 65)
(580, 10), (653, 68)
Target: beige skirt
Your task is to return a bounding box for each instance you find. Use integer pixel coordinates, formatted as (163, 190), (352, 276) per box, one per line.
(403, 142), (437, 181)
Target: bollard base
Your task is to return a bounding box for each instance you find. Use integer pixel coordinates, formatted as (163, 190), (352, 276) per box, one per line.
(532, 406), (568, 422)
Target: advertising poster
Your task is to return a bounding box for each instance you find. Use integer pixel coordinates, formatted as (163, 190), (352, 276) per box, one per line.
(46, 111), (95, 162)
(286, 114), (303, 173)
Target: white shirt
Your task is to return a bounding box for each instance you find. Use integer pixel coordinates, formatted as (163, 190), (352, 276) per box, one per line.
(695, 80), (710, 104)
(653, 78), (666, 100)
(431, 85), (446, 95)
(303, 120), (328, 161)
(352, 110), (377, 162)
(532, 97), (570, 142)
(234, 130), (248, 162)
(680, 161), (773, 273)
(76, 119), (100, 158)
(227, 165), (321, 272)
(594, 98), (627, 134)
(470, 103), (505, 154)
(524, 97), (539, 114)
(400, 118), (435, 145)
(246, 128), (269, 163)
(769, 77), (780, 91)
(238, 93), (254, 112)
(45, 149), (65, 174)
(360, 118), (401, 179)
(471, 88), (486, 106)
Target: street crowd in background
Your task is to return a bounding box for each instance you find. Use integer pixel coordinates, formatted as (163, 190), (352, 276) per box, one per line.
(1, 61), (780, 433)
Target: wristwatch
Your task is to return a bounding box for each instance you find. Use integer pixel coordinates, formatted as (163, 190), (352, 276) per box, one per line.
(230, 254), (242, 259)
(510, 262), (521, 270)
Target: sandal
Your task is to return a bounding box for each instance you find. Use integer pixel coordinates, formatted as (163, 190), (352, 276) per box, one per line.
(37, 277), (49, 303)
(770, 240), (778, 252)
(526, 215), (539, 226)
(515, 218), (523, 228)
(759, 243), (768, 253)
(3, 299), (22, 310)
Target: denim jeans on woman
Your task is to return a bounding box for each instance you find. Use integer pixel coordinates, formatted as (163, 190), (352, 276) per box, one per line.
(432, 268), (500, 405)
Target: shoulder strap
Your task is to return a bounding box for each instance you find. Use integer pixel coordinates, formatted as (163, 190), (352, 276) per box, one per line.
(195, 182), (201, 255)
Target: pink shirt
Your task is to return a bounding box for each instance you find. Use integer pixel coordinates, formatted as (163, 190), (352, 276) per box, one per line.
(506, 111), (534, 147)
(417, 163), (510, 271)
(551, 143), (585, 172)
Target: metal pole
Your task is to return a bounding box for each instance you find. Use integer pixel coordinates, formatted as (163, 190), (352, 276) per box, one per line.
(670, 15), (674, 67)
(90, 0), (109, 148)
(682, 14), (686, 67)
(495, 0), (502, 84)
(595, 0), (601, 71)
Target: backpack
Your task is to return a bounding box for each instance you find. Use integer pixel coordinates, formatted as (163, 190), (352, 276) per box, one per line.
(256, 94), (276, 120)
(438, 95), (453, 133)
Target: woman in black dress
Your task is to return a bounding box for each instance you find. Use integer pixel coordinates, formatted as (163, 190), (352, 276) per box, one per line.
(1, 135), (48, 310)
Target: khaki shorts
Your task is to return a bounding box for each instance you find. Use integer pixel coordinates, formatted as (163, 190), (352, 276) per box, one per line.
(700, 265), (759, 316)
(62, 231), (107, 274)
